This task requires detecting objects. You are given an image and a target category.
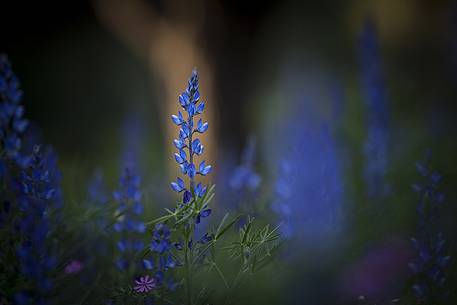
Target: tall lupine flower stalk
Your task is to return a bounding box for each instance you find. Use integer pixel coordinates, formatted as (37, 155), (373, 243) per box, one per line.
(358, 21), (390, 198)
(170, 70), (212, 304)
(171, 70), (212, 204)
(409, 150), (451, 303)
(0, 54), (28, 178)
(0, 55), (26, 264)
(15, 145), (61, 305)
(0, 56), (61, 305)
(113, 168), (146, 272)
(140, 70), (279, 305)
(113, 114), (146, 275)
(132, 70), (212, 303)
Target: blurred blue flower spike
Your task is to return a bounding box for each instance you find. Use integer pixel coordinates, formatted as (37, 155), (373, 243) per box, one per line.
(16, 145), (62, 305)
(271, 120), (345, 247)
(229, 136), (261, 193)
(358, 20), (390, 198)
(113, 168), (145, 271)
(0, 54), (29, 176)
(409, 150), (450, 304)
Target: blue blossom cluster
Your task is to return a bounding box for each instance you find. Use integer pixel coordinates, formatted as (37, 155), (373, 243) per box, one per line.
(170, 70), (212, 206)
(0, 54), (28, 176)
(227, 137), (261, 212)
(0, 56), (64, 305)
(409, 150), (451, 303)
(113, 168), (146, 271)
(143, 223), (179, 289)
(15, 145), (61, 305)
(358, 21), (390, 198)
(270, 118), (345, 245)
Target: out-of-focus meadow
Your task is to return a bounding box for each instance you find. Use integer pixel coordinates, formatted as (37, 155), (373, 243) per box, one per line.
(1, 0), (457, 304)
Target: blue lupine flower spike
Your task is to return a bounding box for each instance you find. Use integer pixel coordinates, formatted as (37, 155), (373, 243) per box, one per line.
(170, 70), (212, 204)
(358, 21), (390, 197)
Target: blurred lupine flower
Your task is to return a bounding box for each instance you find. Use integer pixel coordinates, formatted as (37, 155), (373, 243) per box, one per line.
(170, 70), (211, 205)
(143, 223), (180, 286)
(409, 150), (450, 303)
(113, 168), (145, 271)
(229, 137), (261, 192)
(0, 54), (29, 176)
(64, 260), (84, 274)
(121, 113), (144, 172)
(221, 137), (262, 214)
(15, 145), (61, 303)
(134, 275), (157, 293)
(87, 169), (109, 205)
(272, 159), (293, 238)
(270, 119), (345, 245)
(40, 147), (63, 209)
(150, 223), (172, 254)
(358, 21), (390, 198)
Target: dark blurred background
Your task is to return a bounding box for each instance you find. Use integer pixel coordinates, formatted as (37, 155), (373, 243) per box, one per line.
(2, 0), (454, 157)
(1, 0), (457, 304)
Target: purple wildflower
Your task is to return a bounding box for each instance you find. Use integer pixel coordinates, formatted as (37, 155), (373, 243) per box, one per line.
(134, 275), (156, 293)
(64, 260), (84, 274)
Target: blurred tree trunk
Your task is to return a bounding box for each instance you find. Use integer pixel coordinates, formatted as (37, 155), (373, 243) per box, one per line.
(93, 0), (217, 183)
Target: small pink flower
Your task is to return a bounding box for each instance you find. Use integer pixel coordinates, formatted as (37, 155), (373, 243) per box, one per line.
(64, 260), (84, 274)
(134, 275), (156, 293)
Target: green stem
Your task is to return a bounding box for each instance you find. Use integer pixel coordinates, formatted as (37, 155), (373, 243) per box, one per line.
(213, 262), (229, 289)
(159, 286), (165, 305)
(185, 230), (193, 305)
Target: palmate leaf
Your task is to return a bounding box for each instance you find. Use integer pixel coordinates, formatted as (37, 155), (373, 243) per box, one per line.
(190, 213), (241, 265)
(225, 217), (281, 273)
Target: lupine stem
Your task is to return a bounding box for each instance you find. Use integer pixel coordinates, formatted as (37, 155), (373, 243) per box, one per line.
(186, 97), (194, 305)
(185, 229), (193, 305)
(213, 262), (229, 289)
(188, 116), (194, 190)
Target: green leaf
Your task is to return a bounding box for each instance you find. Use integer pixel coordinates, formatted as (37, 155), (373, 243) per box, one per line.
(145, 213), (174, 226)
(215, 213), (241, 240)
